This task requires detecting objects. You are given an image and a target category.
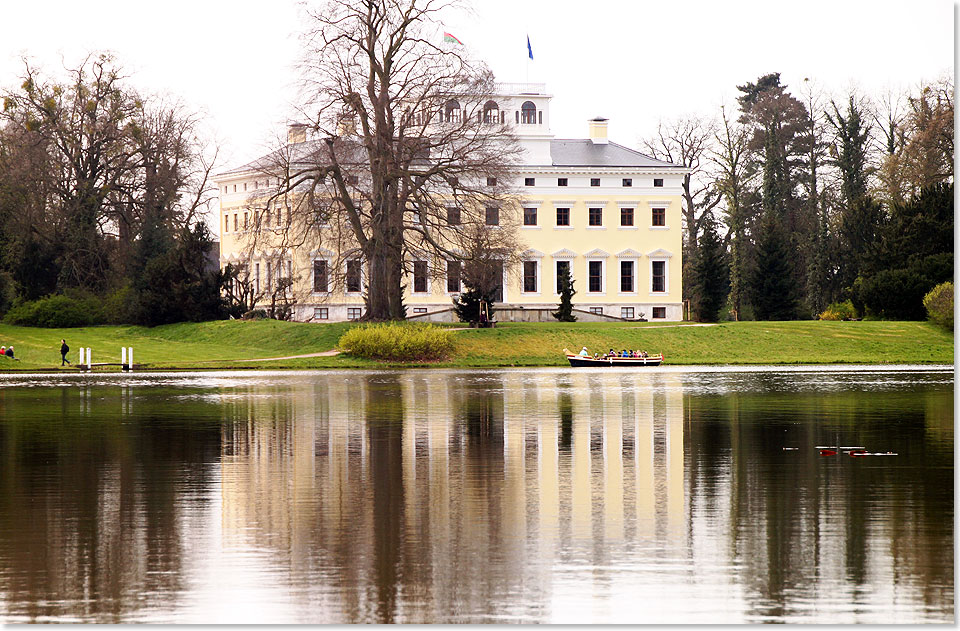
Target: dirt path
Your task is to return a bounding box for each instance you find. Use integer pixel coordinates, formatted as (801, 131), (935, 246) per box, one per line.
(628, 323), (719, 329)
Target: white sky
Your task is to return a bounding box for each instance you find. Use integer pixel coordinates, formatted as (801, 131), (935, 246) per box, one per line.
(0, 0), (953, 181)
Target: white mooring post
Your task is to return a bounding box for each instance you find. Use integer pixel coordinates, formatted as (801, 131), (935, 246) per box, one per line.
(127, 347), (133, 372)
(121, 347), (127, 370)
(78, 347), (85, 367)
(86, 348), (92, 370)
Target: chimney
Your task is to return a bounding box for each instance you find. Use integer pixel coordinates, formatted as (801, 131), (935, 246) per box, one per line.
(588, 117), (609, 144)
(287, 123), (307, 145)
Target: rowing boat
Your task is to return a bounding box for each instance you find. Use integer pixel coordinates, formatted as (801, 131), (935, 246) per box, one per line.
(563, 348), (663, 367)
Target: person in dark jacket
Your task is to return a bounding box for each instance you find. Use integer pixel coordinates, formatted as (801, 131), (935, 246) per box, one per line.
(6, 346), (18, 361)
(60, 339), (70, 366)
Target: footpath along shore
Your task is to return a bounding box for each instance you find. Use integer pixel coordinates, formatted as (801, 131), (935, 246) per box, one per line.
(0, 320), (951, 371)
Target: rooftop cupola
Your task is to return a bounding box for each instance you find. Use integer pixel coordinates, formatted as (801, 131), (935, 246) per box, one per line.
(588, 117), (609, 144)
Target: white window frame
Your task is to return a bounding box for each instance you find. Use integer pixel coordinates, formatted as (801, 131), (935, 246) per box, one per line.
(618, 205), (638, 229)
(586, 205), (605, 229)
(647, 200), (672, 230)
(553, 201), (575, 229)
(412, 260), (430, 294)
(618, 257), (638, 295)
(620, 306), (635, 319)
(586, 258), (606, 295)
(314, 307), (329, 320)
(554, 258), (574, 296)
(312, 258), (330, 295)
(521, 259), (541, 295)
(649, 258), (669, 295)
(521, 200), (542, 229)
(345, 258), (364, 294)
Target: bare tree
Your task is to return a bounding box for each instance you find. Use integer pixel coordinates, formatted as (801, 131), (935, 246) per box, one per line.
(240, 0), (523, 321)
(711, 105), (752, 320)
(642, 114), (720, 251)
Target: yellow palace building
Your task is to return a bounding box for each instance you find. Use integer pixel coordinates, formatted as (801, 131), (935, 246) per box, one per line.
(217, 83), (686, 322)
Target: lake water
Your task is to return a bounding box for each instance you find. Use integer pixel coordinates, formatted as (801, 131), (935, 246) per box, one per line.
(0, 366), (952, 623)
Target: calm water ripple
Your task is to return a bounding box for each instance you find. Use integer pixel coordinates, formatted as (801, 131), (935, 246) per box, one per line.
(0, 366), (952, 623)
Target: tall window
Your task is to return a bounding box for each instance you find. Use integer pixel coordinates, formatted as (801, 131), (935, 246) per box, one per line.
(447, 260), (461, 293)
(652, 207), (666, 226)
(254, 263), (260, 293)
(620, 260), (635, 292)
(444, 99), (462, 123)
(652, 261), (666, 292)
(523, 261), (538, 292)
(556, 207), (570, 226)
(556, 260), (570, 294)
(491, 262), (504, 302)
(223, 215), (229, 234)
(446, 207), (461, 225)
(588, 207), (603, 226)
(413, 261), (428, 293)
(485, 207), (500, 226)
(521, 101), (537, 124)
(523, 207), (538, 226)
(620, 207), (634, 226)
(346, 259), (362, 293)
(313, 260), (328, 293)
(588, 261), (603, 293)
(483, 100), (500, 123)
(234, 214), (238, 231)
(265, 262), (272, 291)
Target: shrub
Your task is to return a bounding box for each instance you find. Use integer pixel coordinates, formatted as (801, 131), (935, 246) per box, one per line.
(819, 300), (856, 321)
(3, 294), (105, 327)
(338, 322), (454, 361)
(923, 282), (953, 331)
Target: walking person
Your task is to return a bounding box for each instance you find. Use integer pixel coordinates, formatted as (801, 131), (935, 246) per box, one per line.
(60, 339), (71, 366)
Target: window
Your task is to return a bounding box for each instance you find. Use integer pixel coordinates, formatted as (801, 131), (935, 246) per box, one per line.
(652, 307), (666, 319)
(621, 307), (635, 319)
(525, 177), (535, 187)
(589, 307), (603, 315)
(314, 307), (328, 320)
(556, 260), (570, 294)
(556, 207), (570, 226)
(233, 184), (237, 192)
(588, 260), (603, 293)
(485, 207), (500, 226)
(620, 207), (634, 226)
(243, 212), (248, 229)
(346, 175), (359, 185)
(243, 182), (247, 191)
(265, 209), (272, 227)
(223, 216), (229, 233)
(276, 209), (282, 226)
(265, 262), (272, 291)
(521, 100), (537, 124)
(313, 260), (328, 293)
(447, 261), (461, 293)
(446, 207), (461, 225)
(346, 259), (362, 293)
(654, 178), (664, 187)
(588, 207), (603, 226)
(444, 99), (462, 123)
(234, 215), (238, 231)
(347, 307), (363, 320)
(523, 261), (538, 293)
(487, 176), (497, 186)
(413, 261), (428, 293)
(620, 260), (635, 292)
(652, 207), (666, 226)
(254, 263), (260, 293)
(558, 178), (568, 187)
(590, 178), (600, 187)
(413, 307), (428, 314)
(652, 261), (666, 292)
(523, 207), (538, 226)
(483, 100), (499, 123)
(622, 178), (632, 187)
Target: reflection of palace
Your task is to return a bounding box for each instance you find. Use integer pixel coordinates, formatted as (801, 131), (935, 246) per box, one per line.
(218, 371), (686, 622)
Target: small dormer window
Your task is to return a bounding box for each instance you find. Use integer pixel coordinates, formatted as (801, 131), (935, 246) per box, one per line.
(654, 178), (664, 187)
(521, 101), (537, 124)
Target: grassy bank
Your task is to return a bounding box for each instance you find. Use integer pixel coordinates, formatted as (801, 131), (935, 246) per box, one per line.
(0, 319), (951, 371)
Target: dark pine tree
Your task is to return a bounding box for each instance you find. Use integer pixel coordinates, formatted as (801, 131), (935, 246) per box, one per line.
(689, 216), (729, 322)
(750, 212), (798, 320)
(552, 264), (577, 322)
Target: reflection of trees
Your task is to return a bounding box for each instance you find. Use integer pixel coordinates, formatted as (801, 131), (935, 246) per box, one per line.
(684, 381), (954, 621)
(0, 386), (221, 622)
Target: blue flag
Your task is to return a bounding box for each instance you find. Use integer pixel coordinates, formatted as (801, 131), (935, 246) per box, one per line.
(527, 35), (533, 60)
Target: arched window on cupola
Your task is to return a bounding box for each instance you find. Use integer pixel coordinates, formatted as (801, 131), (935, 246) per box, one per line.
(444, 99), (462, 123)
(483, 100), (500, 123)
(521, 100), (537, 124)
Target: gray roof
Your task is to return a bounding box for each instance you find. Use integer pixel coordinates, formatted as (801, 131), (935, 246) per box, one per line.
(549, 140), (677, 168)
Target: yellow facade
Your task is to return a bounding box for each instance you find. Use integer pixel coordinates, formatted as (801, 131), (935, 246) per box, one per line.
(216, 84), (686, 322)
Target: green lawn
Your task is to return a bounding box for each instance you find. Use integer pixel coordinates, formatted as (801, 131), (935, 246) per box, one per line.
(0, 319), (951, 371)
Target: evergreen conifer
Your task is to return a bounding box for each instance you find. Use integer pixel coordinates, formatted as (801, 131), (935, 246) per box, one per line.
(552, 264), (577, 322)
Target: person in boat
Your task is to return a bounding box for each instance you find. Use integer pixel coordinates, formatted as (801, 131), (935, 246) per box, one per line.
(607, 348), (615, 357)
(579, 346), (590, 357)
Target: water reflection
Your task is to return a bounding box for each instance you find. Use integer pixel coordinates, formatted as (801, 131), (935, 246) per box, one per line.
(0, 368), (952, 623)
